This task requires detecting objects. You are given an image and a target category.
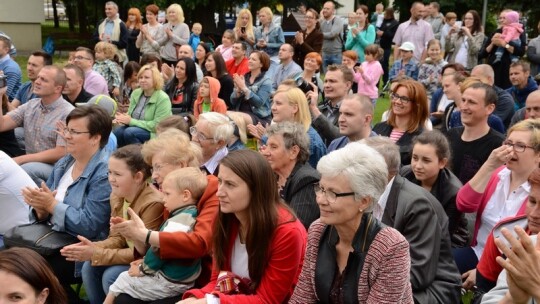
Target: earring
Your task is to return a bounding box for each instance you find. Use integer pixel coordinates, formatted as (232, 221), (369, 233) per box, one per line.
(359, 209), (363, 213)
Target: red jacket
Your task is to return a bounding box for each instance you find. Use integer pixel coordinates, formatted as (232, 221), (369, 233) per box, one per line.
(183, 207), (307, 303)
(226, 57), (249, 76)
(158, 174), (219, 286)
(194, 76), (228, 119)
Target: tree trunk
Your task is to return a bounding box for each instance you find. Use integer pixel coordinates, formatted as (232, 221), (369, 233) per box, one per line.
(52, 0), (60, 28)
(77, 0), (88, 34)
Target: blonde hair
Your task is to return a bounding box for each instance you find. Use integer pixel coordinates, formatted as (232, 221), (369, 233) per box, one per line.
(138, 64), (164, 90)
(167, 4), (185, 23)
(507, 119), (540, 152)
(163, 167), (208, 202)
(273, 87), (311, 131)
(141, 128), (202, 167)
(235, 9), (255, 40)
(259, 7), (274, 20)
(227, 112), (248, 144)
(94, 41), (117, 60)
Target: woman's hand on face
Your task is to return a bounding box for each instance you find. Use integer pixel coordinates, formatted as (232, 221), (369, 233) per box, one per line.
(22, 182), (58, 214)
(487, 144), (514, 167)
(110, 208), (147, 243)
(55, 120), (67, 140)
(60, 235), (95, 262)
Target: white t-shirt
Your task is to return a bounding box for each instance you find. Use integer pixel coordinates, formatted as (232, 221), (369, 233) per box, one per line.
(54, 164), (74, 204)
(231, 232), (250, 279)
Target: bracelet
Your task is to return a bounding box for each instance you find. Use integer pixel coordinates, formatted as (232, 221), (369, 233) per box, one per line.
(145, 230), (152, 246)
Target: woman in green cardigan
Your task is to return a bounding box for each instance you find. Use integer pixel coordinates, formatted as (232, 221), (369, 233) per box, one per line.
(114, 64), (172, 147)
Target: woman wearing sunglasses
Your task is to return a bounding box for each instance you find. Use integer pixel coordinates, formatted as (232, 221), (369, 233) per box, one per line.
(373, 79), (429, 166)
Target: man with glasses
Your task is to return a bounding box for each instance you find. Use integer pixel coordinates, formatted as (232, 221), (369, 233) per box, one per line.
(190, 112), (233, 176)
(93, 1), (128, 63)
(362, 136), (461, 304)
(0, 66), (74, 184)
(447, 82), (505, 184)
(73, 47), (109, 96)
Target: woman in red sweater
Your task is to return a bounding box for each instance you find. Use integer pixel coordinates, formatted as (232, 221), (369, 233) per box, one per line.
(180, 149), (307, 304)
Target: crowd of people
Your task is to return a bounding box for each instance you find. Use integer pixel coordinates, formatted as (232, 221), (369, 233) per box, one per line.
(1, 0), (540, 303)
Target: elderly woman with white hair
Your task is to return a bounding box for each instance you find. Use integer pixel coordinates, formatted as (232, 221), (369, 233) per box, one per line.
(190, 112), (234, 175)
(289, 142), (413, 303)
(261, 121), (320, 230)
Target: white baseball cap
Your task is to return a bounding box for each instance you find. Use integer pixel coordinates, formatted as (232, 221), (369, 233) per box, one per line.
(399, 42), (415, 52)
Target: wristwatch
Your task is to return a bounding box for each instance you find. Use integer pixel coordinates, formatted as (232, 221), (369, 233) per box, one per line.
(505, 44), (511, 49)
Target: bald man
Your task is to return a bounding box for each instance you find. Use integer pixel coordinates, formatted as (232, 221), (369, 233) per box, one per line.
(510, 90), (540, 127)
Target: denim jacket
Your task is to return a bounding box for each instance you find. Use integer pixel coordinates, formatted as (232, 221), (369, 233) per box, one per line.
(230, 72), (272, 119)
(254, 23), (285, 57)
(30, 148), (112, 241)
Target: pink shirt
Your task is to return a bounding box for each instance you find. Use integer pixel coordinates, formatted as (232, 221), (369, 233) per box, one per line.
(393, 19), (434, 61)
(216, 45), (233, 61)
(354, 60), (384, 99)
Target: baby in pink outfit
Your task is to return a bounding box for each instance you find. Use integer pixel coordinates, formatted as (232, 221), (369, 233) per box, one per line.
(494, 10), (523, 63)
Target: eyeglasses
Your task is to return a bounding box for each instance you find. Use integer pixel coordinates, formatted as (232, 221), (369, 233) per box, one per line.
(305, 15), (316, 19)
(151, 163), (170, 174)
(63, 128), (90, 136)
(390, 93), (411, 104)
(74, 56), (92, 61)
(503, 140), (534, 153)
(314, 183), (355, 203)
(189, 126), (214, 141)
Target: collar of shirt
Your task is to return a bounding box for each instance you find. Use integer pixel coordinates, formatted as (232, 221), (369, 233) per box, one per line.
(320, 99), (342, 114)
(203, 146), (229, 175)
(374, 176), (395, 220)
(39, 95), (67, 113)
(498, 167), (531, 193)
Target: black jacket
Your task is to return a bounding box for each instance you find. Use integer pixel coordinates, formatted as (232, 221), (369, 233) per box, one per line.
(281, 162), (320, 230)
(379, 17), (399, 49)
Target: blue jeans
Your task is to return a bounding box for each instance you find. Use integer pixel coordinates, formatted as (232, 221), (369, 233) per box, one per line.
(322, 52), (342, 73)
(21, 162), (54, 185)
(113, 126), (151, 147)
(81, 262), (129, 304)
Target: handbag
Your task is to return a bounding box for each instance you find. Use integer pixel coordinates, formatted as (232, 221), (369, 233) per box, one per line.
(3, 221), (78, 256)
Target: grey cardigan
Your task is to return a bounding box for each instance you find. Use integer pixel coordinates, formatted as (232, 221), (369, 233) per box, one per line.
(445, 31), (485, 69)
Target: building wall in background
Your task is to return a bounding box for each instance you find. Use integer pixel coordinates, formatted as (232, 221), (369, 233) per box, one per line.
(0, 0), (43, 51)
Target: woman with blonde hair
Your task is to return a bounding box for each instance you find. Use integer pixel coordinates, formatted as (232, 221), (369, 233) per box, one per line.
(113, 64), (172, 147)
(160, 4), (190, 66)
(270, 87), (326, 168)
(226, 111), (248, 151)
(234, 9), (256, 54)
(125, 8), (142, 62)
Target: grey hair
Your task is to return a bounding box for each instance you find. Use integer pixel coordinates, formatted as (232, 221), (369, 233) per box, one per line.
(199, 112), (234, 143)
(105, 1), (118, 10)
(317, 142), (388, 212)
(361, 136), (401, 177)
(266, 121), (310, 164)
